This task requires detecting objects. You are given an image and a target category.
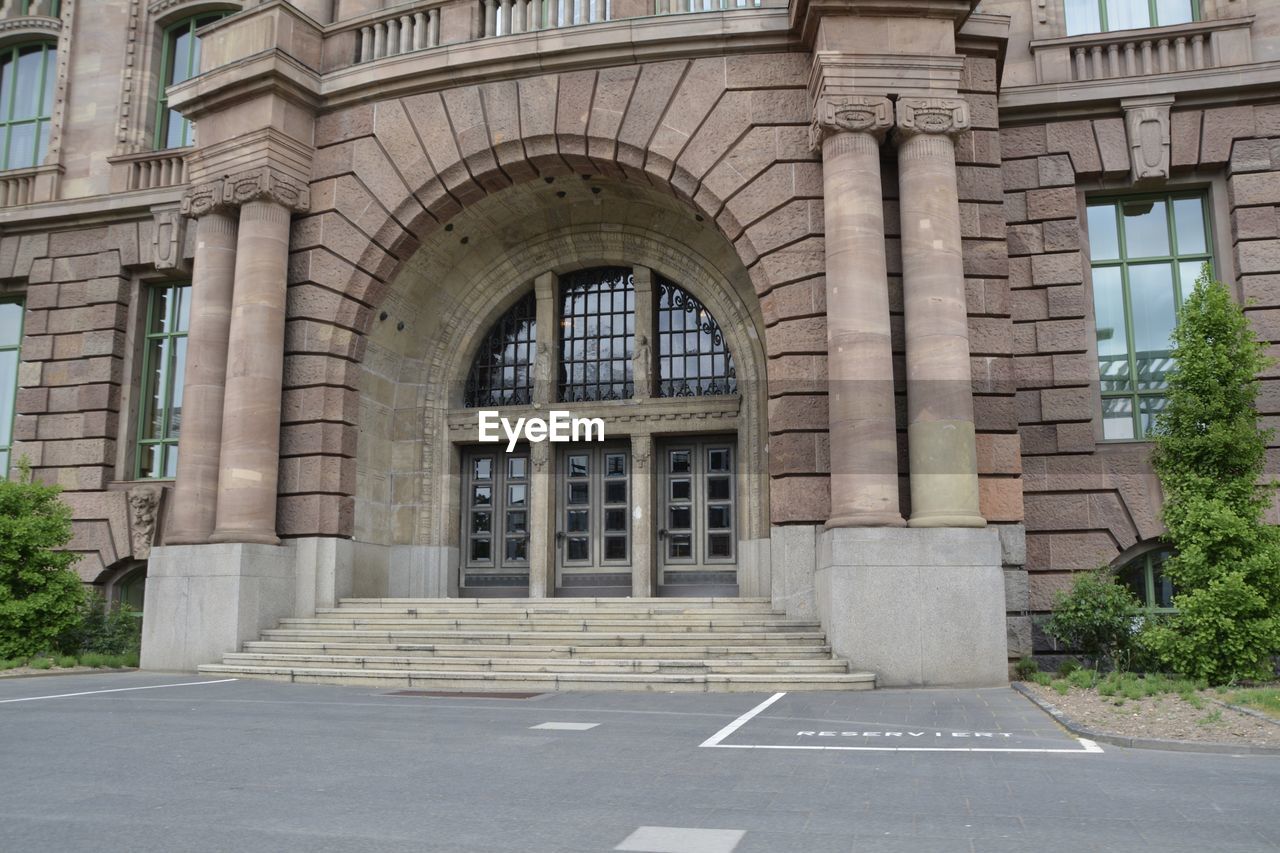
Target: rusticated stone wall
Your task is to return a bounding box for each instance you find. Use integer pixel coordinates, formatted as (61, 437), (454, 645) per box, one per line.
(1002, 101), (1280, 638)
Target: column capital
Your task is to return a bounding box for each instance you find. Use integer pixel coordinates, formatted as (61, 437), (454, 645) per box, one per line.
(809, 95), (894, 152)
(222, 166), (311, 213)
(894, 97), (971, 142)
(181, 179), (228, 219)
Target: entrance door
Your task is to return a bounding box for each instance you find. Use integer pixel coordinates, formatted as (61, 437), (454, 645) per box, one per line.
(658, 438), (738, 595)
(460, 448), (532, 595)
(555, 443), (632, 596)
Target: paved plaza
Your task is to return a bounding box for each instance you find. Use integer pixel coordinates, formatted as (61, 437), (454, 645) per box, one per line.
(1, 674), (1277, 853)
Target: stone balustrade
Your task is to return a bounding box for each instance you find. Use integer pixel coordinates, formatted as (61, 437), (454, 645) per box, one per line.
(1031, 17), (1254, 85)
(355, 5), (443, 62)
(0, 169), (35, 207)
(108, 148), (191, 193)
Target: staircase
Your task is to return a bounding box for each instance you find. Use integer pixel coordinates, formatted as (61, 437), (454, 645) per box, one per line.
(197, 597), (876, 692)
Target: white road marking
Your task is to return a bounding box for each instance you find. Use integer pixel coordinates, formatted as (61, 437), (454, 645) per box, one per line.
(698, 691), (786, 748)
(615, 826), (745, 853)
(0, 678), (238, 704)
(531, 721), (599, 730)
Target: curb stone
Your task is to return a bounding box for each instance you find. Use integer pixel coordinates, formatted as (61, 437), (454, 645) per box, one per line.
(1011, 682), (1280, 756)
(0, 667), (140, 680)
(1212, 698), (1280, 727)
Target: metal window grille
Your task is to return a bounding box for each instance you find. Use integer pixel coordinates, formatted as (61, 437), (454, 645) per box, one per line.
(656, 278), (736, 397)
(464, 291), (537, 407)
(557, 267), (634, 402)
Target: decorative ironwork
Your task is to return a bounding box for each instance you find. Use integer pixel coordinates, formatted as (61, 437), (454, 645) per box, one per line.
(465, 291), (537, 407)
(656, 278), (736, 398)
(557, 267), (634, 403)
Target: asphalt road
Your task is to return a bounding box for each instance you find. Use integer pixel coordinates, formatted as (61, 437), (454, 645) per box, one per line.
(1, 673), (1277, 853)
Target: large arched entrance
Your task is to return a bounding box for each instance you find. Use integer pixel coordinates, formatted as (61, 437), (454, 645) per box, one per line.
(349, 178), (769, 599)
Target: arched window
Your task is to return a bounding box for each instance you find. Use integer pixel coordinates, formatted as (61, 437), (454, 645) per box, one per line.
(463, 267), (738, 408)
(1118, 546), (1176, 612)
(464, 291), (537, 407)
(155, 11), (231, 149)
(117, 565), (146, 613)
(0, 41), (56, 171)
(559, 267), (634, 403)
(656, 277), (736, 397)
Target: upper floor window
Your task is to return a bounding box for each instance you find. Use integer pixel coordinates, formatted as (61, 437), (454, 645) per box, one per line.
(1088, 192), (1212, 440)
(1065, 0), (1197, 36)
(0, 299), (23, 479)
(155, 12), (230, 149)
(1119, 547), (1176, 612)
(0, 42), (56, 171)
(656, 277), (736, 398)
(559, 267), (635, 403)
(136, 283), (189, 479)
(17, 1), (60, 14)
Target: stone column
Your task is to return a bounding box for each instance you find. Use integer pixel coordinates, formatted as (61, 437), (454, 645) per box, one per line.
(894, 98), (984, 528)
(210, 170), (310, 545)
(630, 433), (653, 597)
(167, 186), (237, 544)
(813, 96), (905, 529)
(528, 272), (557, 597)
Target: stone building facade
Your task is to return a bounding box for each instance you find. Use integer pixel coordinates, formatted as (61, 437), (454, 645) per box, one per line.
(0, 0), (1276, 685)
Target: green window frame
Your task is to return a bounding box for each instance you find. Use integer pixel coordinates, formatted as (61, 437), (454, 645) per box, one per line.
(135, 283), (190, 479)
(0, 41), (57, 171)
(1087, 191), (1214, 440)
(0, 299), (23, 480)
(154, 12), (230, 150)
(19, 1), (61, 15)
(1065, 0), (1198, 35)
(1118, 547), (1176, 613)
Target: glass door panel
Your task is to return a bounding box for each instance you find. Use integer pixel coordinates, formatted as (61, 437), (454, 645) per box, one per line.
(461, 447), (531, 592)
(555, 443), (631, 595)
(658, 437), (737, 591)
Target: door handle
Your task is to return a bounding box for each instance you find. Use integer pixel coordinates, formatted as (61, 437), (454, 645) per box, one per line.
(555, 531), (565, 546)
(658, 528), (667, 540)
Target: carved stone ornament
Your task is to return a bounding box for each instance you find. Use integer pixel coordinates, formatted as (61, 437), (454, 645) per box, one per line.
(895, 98), (972, 139)
(1124, 98), (1172, 183)
(222, 166), (311, 213)
(809, 95), (893, 151)
(127, 485), (164, 559)
(632, 440), (652, 473)
(152, 207), (186, 270)
(180, 179), (225, 218)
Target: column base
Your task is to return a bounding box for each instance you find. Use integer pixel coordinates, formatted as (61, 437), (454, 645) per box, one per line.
(907, 512), (987, 528)
(824, 512), (907, 530)
(209, 528), (282, 546)
(815, 527), (1008, 687)
(164, 529), (212, 546)
(140, 542), (295, 671)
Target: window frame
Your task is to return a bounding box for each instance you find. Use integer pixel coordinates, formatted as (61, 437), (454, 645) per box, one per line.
(1086, 189), (1215, 442)
(0, 297), (23, 480)
(1117, 546), (1176, 613)
(0, 41), (57, 172)
(134, 282), (190, 480)
(19, 1), (62, 14)
(1065, 0), (1200, 36)
(153, 11), (230, 150)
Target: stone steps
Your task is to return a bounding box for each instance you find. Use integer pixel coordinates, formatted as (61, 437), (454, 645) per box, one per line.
(199, 597), (874, 692)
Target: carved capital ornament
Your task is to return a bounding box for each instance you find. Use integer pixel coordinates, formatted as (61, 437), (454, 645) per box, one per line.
(222, 166), (311, 212)
(894, 97), (971, 140)
(809, 95), (893, 151)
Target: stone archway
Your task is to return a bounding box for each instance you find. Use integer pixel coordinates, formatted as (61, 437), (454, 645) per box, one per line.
(281, 54), (831, 542)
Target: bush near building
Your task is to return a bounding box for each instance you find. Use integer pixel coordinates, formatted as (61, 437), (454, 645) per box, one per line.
(1141, 271), (1280, 684)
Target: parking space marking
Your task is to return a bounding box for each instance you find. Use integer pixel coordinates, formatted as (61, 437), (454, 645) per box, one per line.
(698, 692), (1104, 754)
(531, 722), (600, 730)
(615, 826), (745, 853)
(0, 678), (238, 704)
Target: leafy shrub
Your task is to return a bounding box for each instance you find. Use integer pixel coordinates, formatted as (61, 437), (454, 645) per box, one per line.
(28, 657), (52, 670)
(55, 655), (77, 668)
(1043, 569), (1141, 669)
(57, 591), (141, 656)
(1013, 658), (1039, 680)
(1143, 271), (1280, 683)
(0, 464), (85, 659)
(1056, 658), (1082, 677)
(1029, 671), (1052, 687)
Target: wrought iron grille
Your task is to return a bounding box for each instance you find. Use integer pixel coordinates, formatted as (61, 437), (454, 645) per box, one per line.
(656, 278), (736, 397)
(464, 291), (537, 407)
(557, 267), (635, 402)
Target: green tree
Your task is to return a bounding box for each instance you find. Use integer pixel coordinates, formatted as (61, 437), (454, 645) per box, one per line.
(1142, 269), (1280, 683)
(1044, 568), (1142, 670)
(0, 463), (85, 659)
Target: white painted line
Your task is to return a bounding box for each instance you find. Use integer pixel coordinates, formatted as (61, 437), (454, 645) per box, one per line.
(702, 736), (1103, 754)
(531, 721), (599, 731)
(615, 826), (745, 853)
(698, 691), (786, 748)
(0, 678), (238, 704)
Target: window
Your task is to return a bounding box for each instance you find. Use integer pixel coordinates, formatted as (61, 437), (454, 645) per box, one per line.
(1119, 547), (1176, 612)
(464, 292), (536, 407)
(136, 284), (190, 479)
(656, 278), (736, 397)
(1088, 192), (1212, 440)
(1065, 0), (1196, 36)
(154, 12), (230, 149)
(464, 450), (530, 568)
(0, 42), (56, 171)
(19, 1), (61, 15)
(464, 266), (738, 409)
(0, 299), (22, 479)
